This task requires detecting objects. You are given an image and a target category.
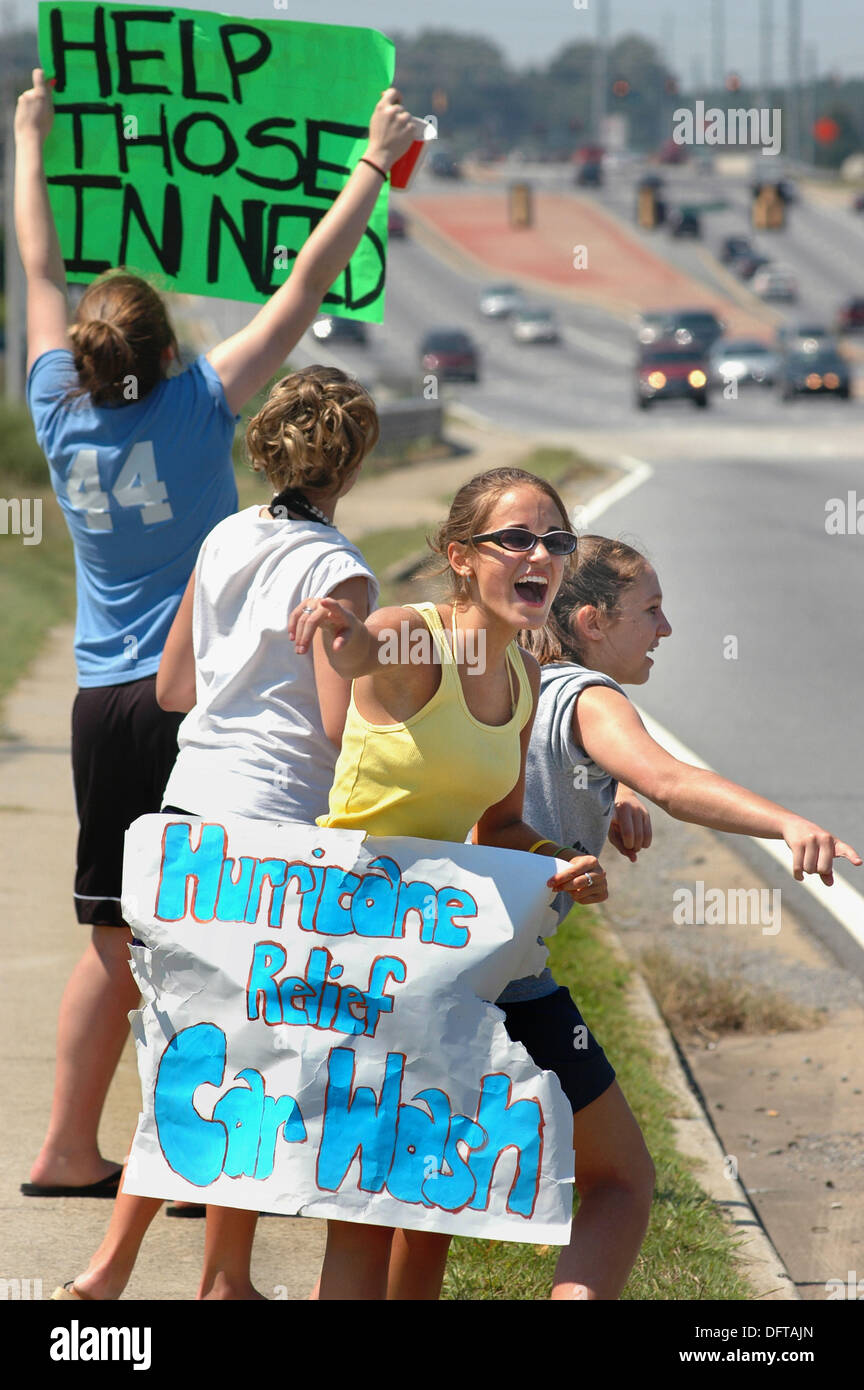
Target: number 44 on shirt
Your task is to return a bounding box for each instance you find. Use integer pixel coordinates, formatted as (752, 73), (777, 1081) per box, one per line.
(67, 442), (173, 530)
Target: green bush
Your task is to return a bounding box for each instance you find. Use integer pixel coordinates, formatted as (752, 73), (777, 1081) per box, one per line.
(0, 398), (50, 486)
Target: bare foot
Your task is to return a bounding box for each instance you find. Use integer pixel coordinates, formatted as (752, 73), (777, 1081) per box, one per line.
(63, 1267), (124, 1301)
(198, 1278), (267, 1301)
(28, 1152), (121, 1190)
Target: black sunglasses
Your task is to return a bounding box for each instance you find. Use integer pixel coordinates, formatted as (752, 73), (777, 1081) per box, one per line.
(470, 527), (578, 556)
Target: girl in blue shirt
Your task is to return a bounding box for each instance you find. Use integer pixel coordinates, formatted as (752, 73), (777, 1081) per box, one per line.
(16, 64), (414, 1296)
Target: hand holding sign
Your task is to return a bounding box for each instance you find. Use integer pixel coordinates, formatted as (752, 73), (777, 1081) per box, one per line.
(15, 66), (55, 142)
(365, 86), (416, 175)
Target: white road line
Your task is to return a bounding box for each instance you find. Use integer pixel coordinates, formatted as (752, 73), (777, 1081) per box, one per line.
(586, 453), (864, 956)
(571, 454), (655, 528)
(562, 325), (633, 365)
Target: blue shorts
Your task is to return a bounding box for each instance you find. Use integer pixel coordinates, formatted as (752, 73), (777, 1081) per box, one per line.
(502, 986), (616, 1114)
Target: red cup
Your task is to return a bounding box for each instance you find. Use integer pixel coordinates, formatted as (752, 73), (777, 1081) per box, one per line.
(390, 117), (435, 190)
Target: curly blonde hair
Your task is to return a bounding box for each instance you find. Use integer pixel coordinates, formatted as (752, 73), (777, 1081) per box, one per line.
(245, 366), (379, 497)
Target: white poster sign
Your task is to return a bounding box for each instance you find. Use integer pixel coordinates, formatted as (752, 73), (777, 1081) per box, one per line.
(121, 815), (574, 1243)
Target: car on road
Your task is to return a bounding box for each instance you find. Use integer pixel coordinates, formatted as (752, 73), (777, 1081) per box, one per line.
(511, 307), (561, 345)
(719, 235), (754, 265)
(478, 284), (525, 319)
(311, 315), (368, 345)
(419, 328), (480, 382)
(576, 162), (603, 188)
(429, 151), (462, 179)
(729, 249), (771, 281)
(634, 311), (671, 345)
(635, 339), (710, 409)
(664, 309), (725, 351)
(667, 208), (701, 238)
(388, 207), (408, 239)
(709, 338), (780, 389)
(836, 297), (864, 333)
(752, 264), (798, 302)
(778, 345), (851, 400)
(775, 323), (832, 352)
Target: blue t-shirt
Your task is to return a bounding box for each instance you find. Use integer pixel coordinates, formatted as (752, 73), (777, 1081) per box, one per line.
(27, 350), (239, 687)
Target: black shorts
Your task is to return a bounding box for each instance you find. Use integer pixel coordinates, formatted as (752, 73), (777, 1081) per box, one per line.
(71, 676), (183, 927)
(502, 986), (616, 1115)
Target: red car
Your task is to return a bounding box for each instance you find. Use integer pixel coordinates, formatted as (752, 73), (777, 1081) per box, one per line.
(419, 329), (480, 382)
(836, 297), (864, 333)
(636, 339), (710, 409)
(388, 207), (407, 239)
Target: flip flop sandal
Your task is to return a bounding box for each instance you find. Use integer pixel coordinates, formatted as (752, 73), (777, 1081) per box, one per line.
(21, 1167), (123, 1198)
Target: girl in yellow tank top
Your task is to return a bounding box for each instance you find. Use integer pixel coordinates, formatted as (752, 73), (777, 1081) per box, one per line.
(289, 467), (608, 1300)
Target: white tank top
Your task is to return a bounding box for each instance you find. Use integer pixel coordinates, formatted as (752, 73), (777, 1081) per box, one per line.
(162, 506), (378, 823)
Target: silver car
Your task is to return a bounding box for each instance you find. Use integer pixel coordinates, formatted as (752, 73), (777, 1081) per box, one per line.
(511, 308), (561, 344)
(478, 283), (525, 318)
(709, 338), (780, 388)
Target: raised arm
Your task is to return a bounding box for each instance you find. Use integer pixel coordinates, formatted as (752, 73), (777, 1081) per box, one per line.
(576, 684), (861, 885)
(206, 87), (415, 414)
(14, 68), (71, 370)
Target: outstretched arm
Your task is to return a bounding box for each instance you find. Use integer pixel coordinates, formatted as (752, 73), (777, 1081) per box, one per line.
(206, 87), (415, 414)
(576, 684), (861, 885)
(14, 68), (70, 370)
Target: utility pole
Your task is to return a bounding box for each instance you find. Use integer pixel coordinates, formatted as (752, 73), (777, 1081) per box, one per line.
(802, 41), (818, 168)
(787, 0), (802, 162)
(592, 1), (610, 144)
(710, 0), (726, 91)
(758, 0), (774, 108)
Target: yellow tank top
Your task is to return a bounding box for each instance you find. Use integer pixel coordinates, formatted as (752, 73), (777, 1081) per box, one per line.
(319, 602), (533, 842)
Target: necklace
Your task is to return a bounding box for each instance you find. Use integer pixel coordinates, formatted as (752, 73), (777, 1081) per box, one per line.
(269, 486), (331, 525)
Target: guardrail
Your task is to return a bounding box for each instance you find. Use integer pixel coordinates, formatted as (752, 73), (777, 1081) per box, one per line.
(375, 397), (444, 453)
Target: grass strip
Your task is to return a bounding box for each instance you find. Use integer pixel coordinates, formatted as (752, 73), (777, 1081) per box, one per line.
(443, 909), (758, 1300)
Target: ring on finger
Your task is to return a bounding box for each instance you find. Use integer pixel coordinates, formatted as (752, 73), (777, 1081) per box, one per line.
(302, 604), (315, 613)
(584, 874), (594, 887)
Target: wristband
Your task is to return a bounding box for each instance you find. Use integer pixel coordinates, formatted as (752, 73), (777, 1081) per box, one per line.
(528, 839), (557, 854)
(359, 156), (388, 180)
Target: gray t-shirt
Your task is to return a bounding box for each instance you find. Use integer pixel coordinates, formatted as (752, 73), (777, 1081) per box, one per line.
(497, 663), (627, 1005)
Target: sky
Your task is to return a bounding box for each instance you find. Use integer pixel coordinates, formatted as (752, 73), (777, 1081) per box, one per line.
(9, 0), (864, 85)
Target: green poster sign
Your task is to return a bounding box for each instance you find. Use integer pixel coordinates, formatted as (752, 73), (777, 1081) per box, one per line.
(37, 2), (394, 319)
